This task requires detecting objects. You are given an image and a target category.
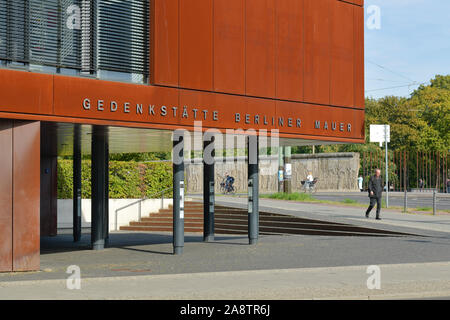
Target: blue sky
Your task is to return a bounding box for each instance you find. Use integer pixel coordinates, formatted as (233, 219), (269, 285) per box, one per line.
(364, 0), (450, 99)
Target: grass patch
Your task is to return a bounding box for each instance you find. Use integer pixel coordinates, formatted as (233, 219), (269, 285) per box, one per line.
(260, 193), (448, 215)
(342, 198), (358, 204)
(416, 207), (433, 212)
(261, 192), (317, 202)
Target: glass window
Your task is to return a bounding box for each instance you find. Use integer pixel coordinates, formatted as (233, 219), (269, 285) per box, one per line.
(29, 0), (59, 66)
(97, 69), (145, 84)
(59, 67), (79, 76)
(0, 0), (149, 83)
(29, 64), (57, 74)
(0, 1), (28, 63)
(96, 0), (149, 79)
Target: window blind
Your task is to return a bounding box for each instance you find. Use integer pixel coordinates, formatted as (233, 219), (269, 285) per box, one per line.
(0, 0), (149, 78)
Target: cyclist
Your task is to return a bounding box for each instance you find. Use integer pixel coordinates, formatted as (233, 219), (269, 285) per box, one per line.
(306, 172), (314, 189)
(225, 174), (235, 193)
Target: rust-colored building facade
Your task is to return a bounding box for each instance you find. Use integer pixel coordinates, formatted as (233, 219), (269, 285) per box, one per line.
(0, 0), (364, 272)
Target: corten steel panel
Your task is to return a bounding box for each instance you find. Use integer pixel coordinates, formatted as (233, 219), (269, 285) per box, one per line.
(304, 0), (331, 105)
(13, 121), (40, 272)
(0, 120), (13, 272)
(354, 5), (365, 109)
(53, 75), (180, 126)
(330, 0), (354, 107)
(214, 0), (245, 95)
(0, 70), (53, 115)
(275, 0), (304, 101)
(151, 0), (179, 86)
(276, 100), (365, 140)
(179, 0), (213, 91)
(243, 97), (277, 131)
(341, 0), (364, 6)
(178, 89), (277, 132)
(245, 0), (276, 98)
(0, 70), (365, 143)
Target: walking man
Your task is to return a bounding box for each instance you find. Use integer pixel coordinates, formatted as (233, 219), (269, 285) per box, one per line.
(366, 168), (383, 220)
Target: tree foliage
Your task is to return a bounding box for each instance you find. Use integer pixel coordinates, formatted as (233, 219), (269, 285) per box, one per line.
(292, 75), (450, 154)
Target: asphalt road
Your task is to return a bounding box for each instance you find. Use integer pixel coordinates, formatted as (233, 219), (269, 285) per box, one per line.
(312, 192), (450, 211)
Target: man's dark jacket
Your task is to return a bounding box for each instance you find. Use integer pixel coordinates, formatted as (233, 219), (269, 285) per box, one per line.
(368, 175), (383, 198)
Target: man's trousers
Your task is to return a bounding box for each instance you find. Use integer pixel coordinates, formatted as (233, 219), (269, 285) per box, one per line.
(366, 196), (382, 217)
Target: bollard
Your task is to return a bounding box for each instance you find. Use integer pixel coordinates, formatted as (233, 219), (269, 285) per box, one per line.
(138, 201), (142, 222)
(403, 188), (408, 213)
(433, 190), (437, 215)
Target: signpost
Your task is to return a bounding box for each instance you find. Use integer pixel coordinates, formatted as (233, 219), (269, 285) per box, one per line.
(370, 125), (391, 208)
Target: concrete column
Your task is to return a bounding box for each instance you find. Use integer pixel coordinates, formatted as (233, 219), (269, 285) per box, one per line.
(73, 124), (82, 242)
(91, 125), (109, 250)
(248, 135), (259, 245)
(173, 131), (185, 255)
(203, 136), (215, 242)
(278, 147), (284, 192)
(284, 146), (292, 194)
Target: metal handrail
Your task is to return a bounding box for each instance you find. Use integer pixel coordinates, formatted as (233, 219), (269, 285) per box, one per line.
(114, 187), (172, 231)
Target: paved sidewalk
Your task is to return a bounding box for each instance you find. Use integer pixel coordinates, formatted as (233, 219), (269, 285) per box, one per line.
(213, 196), (450, 235)
(312, 191), (450, 211)
(1, 197), (449, 300)
(1, 262), (449, 300)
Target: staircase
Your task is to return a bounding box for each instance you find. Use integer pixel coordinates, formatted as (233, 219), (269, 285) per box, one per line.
(120, 201), (411, 237)
(120, 201), (259, 234)
(120, 201), (204, 233)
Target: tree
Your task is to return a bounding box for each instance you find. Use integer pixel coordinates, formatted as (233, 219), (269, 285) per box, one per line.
(410, 75), (450, 151)
(365, 96), (427, 151)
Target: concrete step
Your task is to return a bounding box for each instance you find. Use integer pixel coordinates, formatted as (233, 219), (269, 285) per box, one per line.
(129, 221), (203, 228)
(143, 213), (204, 219)
(121, 202), (411, 237)
(158, 208), (203, 214)
(140, 217), (203, 223)
(168, 202), (203, 209)
(120, 226), (202, 233)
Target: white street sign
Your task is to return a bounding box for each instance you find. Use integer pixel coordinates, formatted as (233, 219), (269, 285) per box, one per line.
(370, 124), (390, 144)
(370, 124), (391, 207)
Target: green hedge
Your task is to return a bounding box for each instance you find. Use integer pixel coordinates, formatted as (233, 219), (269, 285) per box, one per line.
(57, 160), (173, 199)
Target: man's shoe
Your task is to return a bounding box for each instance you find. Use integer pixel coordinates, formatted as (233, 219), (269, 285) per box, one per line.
(365, 213), (369, 219)
(376, 216), (381, 220)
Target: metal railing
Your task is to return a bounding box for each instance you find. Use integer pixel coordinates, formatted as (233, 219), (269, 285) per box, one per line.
(114, 187), (172, 231)
(402, 189), (450, 215)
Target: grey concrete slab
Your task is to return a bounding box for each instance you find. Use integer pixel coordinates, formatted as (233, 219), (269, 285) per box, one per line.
(1, 262), (449, 300)
(1, 198), (450, 300)
(1, 227), (449, 283)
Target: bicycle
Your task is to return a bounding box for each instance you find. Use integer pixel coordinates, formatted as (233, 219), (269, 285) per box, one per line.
(301, 178), (318, 194)
(220, 175), (236, 195)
